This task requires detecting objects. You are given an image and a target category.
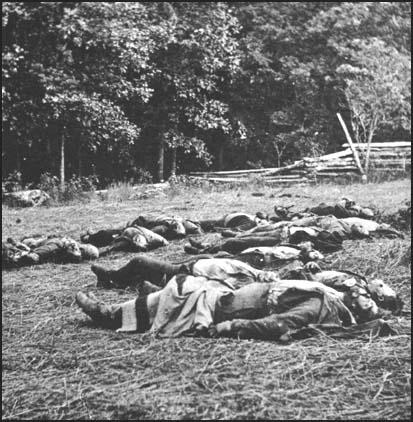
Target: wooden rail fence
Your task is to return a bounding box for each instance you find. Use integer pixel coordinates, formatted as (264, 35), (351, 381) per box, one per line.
(188, 141), (411, 184)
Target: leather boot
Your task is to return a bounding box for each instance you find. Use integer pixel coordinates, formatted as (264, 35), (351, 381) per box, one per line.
(76, 292), (120, 328)
(91, 264), (114, 288)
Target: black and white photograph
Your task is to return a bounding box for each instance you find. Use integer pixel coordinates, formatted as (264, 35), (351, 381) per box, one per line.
(2, 2), (411, 419)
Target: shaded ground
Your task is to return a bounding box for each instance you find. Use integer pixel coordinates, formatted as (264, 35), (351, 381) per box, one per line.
(2, 179), (411, 420)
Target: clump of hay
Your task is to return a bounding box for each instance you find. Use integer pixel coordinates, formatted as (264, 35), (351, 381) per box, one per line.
(378, 201), (411, 231)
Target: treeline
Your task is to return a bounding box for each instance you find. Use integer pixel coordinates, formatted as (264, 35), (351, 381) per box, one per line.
(2, 2), (411, 186)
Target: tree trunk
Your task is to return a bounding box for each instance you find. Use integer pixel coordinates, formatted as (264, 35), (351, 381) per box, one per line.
(274, 144), (281, 168)
(60, 131), (65, 189)
(157, 136), (165, 182)
(364, 131), (374, 176)
(78, 151), (82, 177)
(218, 143), (224, 170)
(15, 144), (21, 172)
(78, 133), (83, 177)
(170, 147), (177, 177)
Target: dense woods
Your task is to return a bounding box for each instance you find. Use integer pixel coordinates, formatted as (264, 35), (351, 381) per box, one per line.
(2, 2), (411, 186)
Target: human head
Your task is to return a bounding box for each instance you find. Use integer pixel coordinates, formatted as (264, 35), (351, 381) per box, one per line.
(256, 270), (280, 284)
(133, 234), (148, 251)
(340, 197), (355, 208)
(273, 206), (290, 220)
(361, 208), (374, 219)
(62, 238), (82, 262)
(255, 212), (268, 221)
(351, 223), (370, 238)
(79, 243), (99, 260)
(169, 220), (186, 237)
(347, 285), (381, 323)
(2, 243), (19, 268)
(308, 250), (324, 261)
(367, 279), (404, 315)
(298, 242), (324, 262)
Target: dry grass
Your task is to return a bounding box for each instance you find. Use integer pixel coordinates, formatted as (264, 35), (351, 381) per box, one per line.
(2, 179), (411, 420)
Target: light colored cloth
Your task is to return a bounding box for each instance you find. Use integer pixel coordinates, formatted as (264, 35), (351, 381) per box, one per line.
(340, 217), (380, 232)
(117, 299), (138, 332)
(309, 271), (361, 286)
(289, 226), (320, 237)
(150, 275), (234, 337)
(240, 245), (301, 261)
(191, 258), (262, 287)
(21, 236), (48, 248)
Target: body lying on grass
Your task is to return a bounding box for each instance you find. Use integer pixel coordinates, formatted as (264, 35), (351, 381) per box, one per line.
(79, 212), (268, 248)
(96, 226), (169, 256)
(81, 215), (202, 247)
(198, 212), (269, 232)
(89, 253), (403, 315)
(76, 273), (398, 341)
(80, 216), (205, 256)
(90, 243), (323, 290)
(307, 197), (375, 220)
(184, 225), (345, 255)
(186, 215), (403, 255)
(223, 215), (403, 240)
(2, 236), (98, 268)
(127, 215), (203, 239)
(267, 198), (373, 222)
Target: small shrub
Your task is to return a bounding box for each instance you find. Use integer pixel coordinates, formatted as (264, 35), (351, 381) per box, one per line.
(38, 172), (60, 195)
(168, 174), (211, 190)
(3, 171), (23, 193)
(37, 173), (98, 204)
(127, 167), (153, 184)
(103, 181), (136, 202)
(76, 175), (100, 192)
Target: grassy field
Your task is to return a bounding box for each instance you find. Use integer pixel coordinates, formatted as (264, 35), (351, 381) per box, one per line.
(2, 179), (411, 420)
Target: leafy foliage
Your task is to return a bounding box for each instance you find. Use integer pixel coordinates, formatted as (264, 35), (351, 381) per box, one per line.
(2, 2), (411, 185)
(336, 39), (411, 144)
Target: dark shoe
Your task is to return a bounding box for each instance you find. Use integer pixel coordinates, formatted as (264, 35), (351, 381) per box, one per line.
(276, 321), (291, 342)
(221, 229), (238, 238)
(76, 292), (119, 327)
(184, 244), (200, 255)
(76, 291), (104, 321)
(138, 281), (162, 295)
(91, 264), (113, 288)
(80, 233), (90, 243)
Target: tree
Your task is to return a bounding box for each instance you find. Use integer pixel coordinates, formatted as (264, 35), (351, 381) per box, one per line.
(229, 2), (411, 169)
(2, 2), (143, 184)
(136, 2), (242, 180)
(336, 38), (411, 173)
(2, 2), (411, 184)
